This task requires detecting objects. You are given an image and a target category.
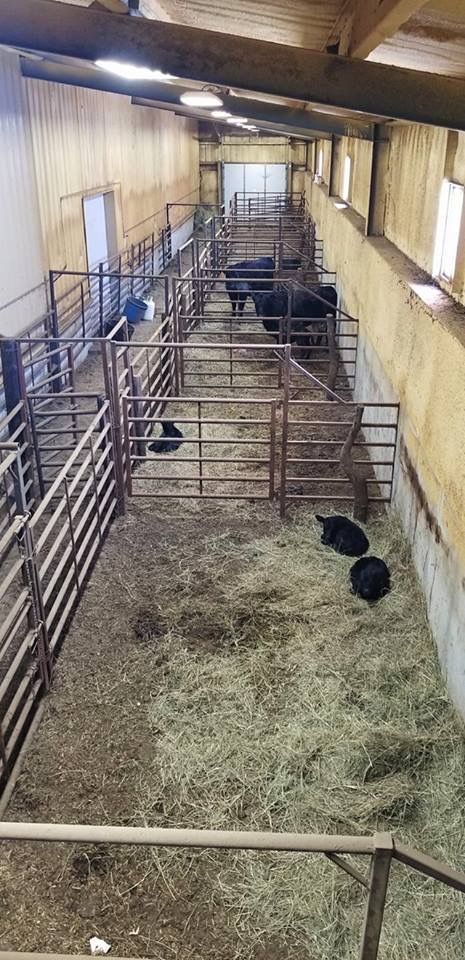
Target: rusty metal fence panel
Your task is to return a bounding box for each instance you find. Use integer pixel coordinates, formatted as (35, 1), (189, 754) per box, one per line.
(0, 400), (117, 798)
(122, 393), (277, 502)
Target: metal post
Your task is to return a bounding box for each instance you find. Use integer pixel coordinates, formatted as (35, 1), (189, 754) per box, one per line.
(27, 398), (45, 501)
(121, 395), (133, 497)
(197, 399), (203, 496)
(109, 341), (126, 516)
(48, 270), (62, 391)
(80, 281), (86, 338)
(359, 834), (393, 960)
(279, 345), (291, 518)
(64, 475), (80, 593)
(89, 436), (103, 545)
(98, 262), (104, 337)
(161, 228), (166, 272)
(131, 371), (146, 461)
(13, 454), (52, 689)
(269, 400), (277, 501)
(118, 254), (122, 314)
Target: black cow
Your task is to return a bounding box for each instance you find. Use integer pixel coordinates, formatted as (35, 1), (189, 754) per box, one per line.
(149, 421), (183, 454)
(316, 514), (369, 557)
(350, 556), (391, 602)
(251, 282), (337, 354)
(224, 257), (275, 319)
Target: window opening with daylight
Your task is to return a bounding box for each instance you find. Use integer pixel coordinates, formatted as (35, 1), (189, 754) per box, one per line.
(433, 179), (464, 282)
(317, 148), (323, 179)
(341, 155), (351, 202)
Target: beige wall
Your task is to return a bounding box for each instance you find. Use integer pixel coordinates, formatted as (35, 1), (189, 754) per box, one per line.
(0, 51), (199, 335)
(26, 79), (199, 277)
(0, 52), (47, 336)
(384, 126), (447, 274)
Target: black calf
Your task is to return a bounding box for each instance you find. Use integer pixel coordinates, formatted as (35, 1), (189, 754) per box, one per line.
(103, 320), (135, 341)
(315, 514), (369, 557)
(149, 421), (183, 454)
(224, 257), (275, 319)
(350, 556), (391, 602)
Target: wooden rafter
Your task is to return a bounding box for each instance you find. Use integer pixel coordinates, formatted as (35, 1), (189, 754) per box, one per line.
(327, 0), (428, 58)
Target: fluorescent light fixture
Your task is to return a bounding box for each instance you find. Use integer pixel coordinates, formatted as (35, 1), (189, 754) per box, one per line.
(211, 110), (231, 119)
(180, 91), (223, 107)
(226, 116), (248, 125)
(95, 59), (175, 81)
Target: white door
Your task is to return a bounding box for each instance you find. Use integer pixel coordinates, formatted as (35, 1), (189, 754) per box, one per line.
(83, 193), (118, 330)
(223, 163), (288, 211)
(223, 164), (246, 215)
(83, 194), (109, 270)
(263, 163), (288, 195)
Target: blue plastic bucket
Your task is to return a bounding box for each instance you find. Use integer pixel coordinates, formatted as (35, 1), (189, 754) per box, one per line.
(123, 295), (148, 324)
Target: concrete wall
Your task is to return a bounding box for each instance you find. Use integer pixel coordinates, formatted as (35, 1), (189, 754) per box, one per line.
(304, 161), (465, 714)
(0, 49), (199, 336)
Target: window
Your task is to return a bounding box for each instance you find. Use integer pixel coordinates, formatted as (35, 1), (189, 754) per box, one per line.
(317, 147), (323, 179)
(341, 155), (351, 203)
(433, 179), (464, 282)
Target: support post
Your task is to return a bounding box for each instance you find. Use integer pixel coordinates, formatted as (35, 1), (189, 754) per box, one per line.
(366, 125), (390, 237)
(98, 262), (104, 336)
(279, 344), (291, 518)
(48, 270), (62, 391)
(340, 404), (369, 522)
(108, 341), (126, 516)
(360, 834), (393, 960)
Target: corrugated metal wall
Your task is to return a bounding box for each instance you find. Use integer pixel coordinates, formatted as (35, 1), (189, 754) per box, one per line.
(0, 51), (47, 336)
(25, 79), (200, 281)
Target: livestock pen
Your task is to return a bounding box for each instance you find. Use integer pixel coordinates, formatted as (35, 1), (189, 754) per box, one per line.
(0, 193), (465, 960)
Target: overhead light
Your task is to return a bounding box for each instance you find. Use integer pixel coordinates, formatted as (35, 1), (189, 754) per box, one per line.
(226, 116), (248, 125)
(211, 110), (232, 119)
(180, 91), (223, 107)
(95, 59), (176, 82)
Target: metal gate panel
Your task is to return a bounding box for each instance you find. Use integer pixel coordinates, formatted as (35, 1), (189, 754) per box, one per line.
(122, 394), (277, 502)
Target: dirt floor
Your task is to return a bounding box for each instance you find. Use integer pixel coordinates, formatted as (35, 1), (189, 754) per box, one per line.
(1, 502), (465, 960)
(1, 280), (465, 960)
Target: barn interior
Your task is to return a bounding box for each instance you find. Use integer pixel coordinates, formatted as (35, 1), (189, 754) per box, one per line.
(2, 2), (465, 959)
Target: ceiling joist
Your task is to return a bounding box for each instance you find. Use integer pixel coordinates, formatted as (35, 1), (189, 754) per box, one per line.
(3, 0), (465, 131)
(328, 0), (428, 58)
(20, 58), (375, 140)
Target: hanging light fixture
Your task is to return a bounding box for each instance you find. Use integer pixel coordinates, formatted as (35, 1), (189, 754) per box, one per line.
(180, 89), (223, 108)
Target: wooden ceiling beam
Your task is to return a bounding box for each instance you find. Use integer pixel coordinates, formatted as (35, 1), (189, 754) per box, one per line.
(3, 0), (465, 130)
(328, 0), (428, 59)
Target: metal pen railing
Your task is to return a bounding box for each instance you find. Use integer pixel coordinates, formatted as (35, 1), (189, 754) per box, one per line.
(0, 822), (464, 960)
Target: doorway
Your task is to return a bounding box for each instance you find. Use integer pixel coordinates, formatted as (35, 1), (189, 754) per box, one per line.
(83, 191), (118, 328)
(223, 163), (288, 213)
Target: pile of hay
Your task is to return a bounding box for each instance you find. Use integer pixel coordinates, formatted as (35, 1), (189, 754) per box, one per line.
(134, 513), (465, 960)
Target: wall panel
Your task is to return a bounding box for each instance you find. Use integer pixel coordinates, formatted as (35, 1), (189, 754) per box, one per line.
(0, 52), (47, 335)
(25, 78), (199, 276)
